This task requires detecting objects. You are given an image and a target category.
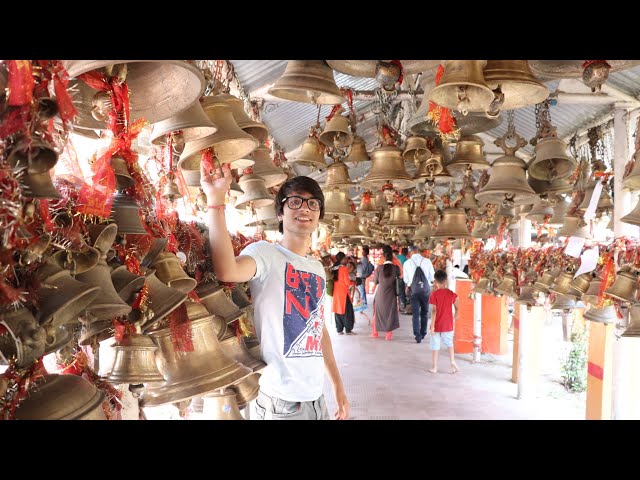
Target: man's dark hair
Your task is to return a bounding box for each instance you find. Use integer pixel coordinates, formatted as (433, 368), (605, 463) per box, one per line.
(401, 247), (408, 256)
(362, 245), (369, 256)
(434, 269), (448, 283)
(454, 264), (460, 269)
(275, 176), (325, 233)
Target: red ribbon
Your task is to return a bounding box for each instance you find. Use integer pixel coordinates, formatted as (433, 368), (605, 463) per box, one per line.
(168, 303), (193, 353)
(6, 60), (34, 106)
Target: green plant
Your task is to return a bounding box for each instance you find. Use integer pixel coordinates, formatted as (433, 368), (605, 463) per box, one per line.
(561, 329), (588, 393)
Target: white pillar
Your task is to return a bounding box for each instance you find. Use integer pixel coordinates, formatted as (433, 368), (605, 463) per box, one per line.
(612, 107), (640, 419)
(517, 216), (532, 399)
(473, 292), (482, 363)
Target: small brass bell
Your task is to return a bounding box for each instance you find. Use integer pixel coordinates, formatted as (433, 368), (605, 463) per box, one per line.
(433, 208), (471, 239)
(162, 172), (183, 201)
(290, 135), (327, 169)
(323, 160), (353, 190)
(403, 136), (431, 164)
(356, 193), (378, 216)
(526, 199), (554, 224)
(515, 286), (538, 306)
(150, 251), (197, 294)
(18, 170), (61, 199)
(582, 277), (602, 305)
(471, 277), (493, 295)
(110, 154), (135, 190)
(558, 215), (592, 239)
(212, 93), (268, 143)
(362, 145), (415, 191)
(529, 136), (577, 181)
(319, 114), (353, 149)
(323, 189), (355, 218)
(249, 145), (288, 188)
(584, 304), (617, 324)
(604, 268), (639, 304)
(7, 137), (58, 175)
(332, 216), (365, 239)
(268, 60), (344, 105)
(234, 174), (274, 210)
(105, 333), (165, 385)
(448, 135), (490, 172)
(550, 294), (578, 311)
(346, 136), (370, 163)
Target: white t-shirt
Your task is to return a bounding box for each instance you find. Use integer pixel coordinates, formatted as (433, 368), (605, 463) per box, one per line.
(240, 241), (326, 402)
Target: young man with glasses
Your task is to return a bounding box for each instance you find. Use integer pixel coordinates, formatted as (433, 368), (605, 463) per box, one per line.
(201, 162), (349, 420)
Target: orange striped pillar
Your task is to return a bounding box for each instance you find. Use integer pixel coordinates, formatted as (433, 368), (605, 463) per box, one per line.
(454, 280), (474, 354)
(481, 294), (508, 355)
(586, 320), (615, 420)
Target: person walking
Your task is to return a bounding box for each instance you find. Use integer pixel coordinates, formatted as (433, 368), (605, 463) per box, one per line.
(428, 269), (460, 374)
(403, 245), (435, 343)
(331, 252), (356, 335)
(372, 245), (401, 340)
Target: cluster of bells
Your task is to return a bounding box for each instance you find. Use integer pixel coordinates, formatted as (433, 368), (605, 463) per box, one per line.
(0, 221), (265, 420)
(470, 262), (640, 336)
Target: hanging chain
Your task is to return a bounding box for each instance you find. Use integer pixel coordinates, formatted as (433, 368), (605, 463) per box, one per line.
(569, 134), (579, 160)
(505, 110), (516, 139)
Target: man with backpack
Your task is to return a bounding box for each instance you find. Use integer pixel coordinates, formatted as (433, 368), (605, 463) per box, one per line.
(403, 246), (435, 343)
(356, 246), (375, 306)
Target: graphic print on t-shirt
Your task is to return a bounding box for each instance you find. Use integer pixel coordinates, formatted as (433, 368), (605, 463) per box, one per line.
(282, 262), (325, 358)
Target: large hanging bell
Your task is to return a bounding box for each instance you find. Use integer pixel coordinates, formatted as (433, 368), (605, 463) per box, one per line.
(604, 268), (639, 304)
(319, 114), (353, 149)
(584, 305), (617, 324)
(162, 172), (183, 201)
(86, 223), (118, 259)
(110, 191), (147, 234)
(104, 333), (165, 385)
(140, 301), (253, 407)
(0, 308), (46, 368)
(622, 304), (640, 337)
(549, 269), (580, 298)
(433, 208), (471, 239)
(268, 61), (344, 105)
(201, 388), (245, 420)
(362, 146), (415, 191)
(111, 265), (146, 303)
(346, 136), (370, 163)
(196, 283), (244, 324)
(7, 136), (58, 175)
(323, 160), (353, 189)
(528, 176), (574, 195)
(448, 135), (490, 172)
(429, 60), (495, 115)
(356, 193), (378, 216)
(493, 269), (517, 298)
(403, 137), (431, 164)
(290, 135), (327, 169)
(568, 273), (592, 300)
(220, 334), (266, 373)
(548, 196), (570, 227)
(526, 198), (554, 223)
(249, 145), (288, 188)
(558, 215), (592, 239)
(483, 60), (549, 110)
(150, 251), (197, 294)
(234, 174), (274, 210)
(529, 136), (577, 181)
(140, 272), (188, 332)
(550, 294), (579, 311)
(150, 99), (218, 146)
(327, 60), (440, 78)
(413, 222), (435, 240)
(387, 205), (414, 227)
(471, 219), (488, 238)
(582, 277), (602, 305)
(621, 194), (640, 227)
(212, 93), (269, 143)
(622, 151), (640, 190)
(323, 188), (355, 218)
(577, 179), (598, 212)
(332, 216), (365, 239)
(110, 154), (135, 190)
(50, 244), (101, 275)
(18, 169), (61, 199)
(230, 372), (261, 409)
(244, 204), (279, 230)
(515, 286), (538, 306)
(471, 277), (493, 295)
(476, 156), (539, 207)
(63, 60), (205, 126)
(76, 261), (133, 321)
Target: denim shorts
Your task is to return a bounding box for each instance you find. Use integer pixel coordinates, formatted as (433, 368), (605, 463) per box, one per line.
(430, 331), (454, 350)
(253, 390), (331, 420)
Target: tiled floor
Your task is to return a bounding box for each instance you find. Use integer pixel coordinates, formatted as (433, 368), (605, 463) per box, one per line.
(322, 297), (585, 420)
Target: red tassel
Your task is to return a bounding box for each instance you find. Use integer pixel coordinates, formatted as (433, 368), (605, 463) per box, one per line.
(7, 60), (34, 106)
(52, 70), (77, 123)
(168, 303), (193, 352)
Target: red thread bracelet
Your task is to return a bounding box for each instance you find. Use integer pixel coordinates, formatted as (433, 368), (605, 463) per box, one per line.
(207, 205), (225, 210)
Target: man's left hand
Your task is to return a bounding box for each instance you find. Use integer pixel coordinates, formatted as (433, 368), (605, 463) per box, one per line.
(333, 388), (350, 420)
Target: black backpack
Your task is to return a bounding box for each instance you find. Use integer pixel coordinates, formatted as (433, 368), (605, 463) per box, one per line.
(410, 259), (429, 295)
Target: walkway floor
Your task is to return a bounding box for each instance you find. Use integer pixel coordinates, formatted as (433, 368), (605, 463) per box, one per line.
(322, 297), (585, 420)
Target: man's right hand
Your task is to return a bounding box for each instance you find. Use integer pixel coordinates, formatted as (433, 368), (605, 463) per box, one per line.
(200, 157), (232, 206)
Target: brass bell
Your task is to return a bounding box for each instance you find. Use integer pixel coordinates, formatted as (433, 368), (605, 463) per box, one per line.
(244, 204), (279, 229)
(229, 177), (244, 198)
(622, 304), (640, 337)
(0, 308), (46, 368)
(476, 156), (539, 207)
(568, 273), (592, 300)
(76, 260), (133, 322)
(532, 268), (559, 295)
(249, 145), (288, 188)
(403, 136), (431, 164)
(622, 151), (640, 190)
(433, 208), (471, 239)
(220, 334), (266, 373)
(346, 136), (370, 163)
(484, 220), (500, 237)
(7, 136), (58, 175)
(324, 189), (355, 218)
(14, 374), (107, 420)
(529, 136), (577, 181)
(527, 199), (554, 223)
(140, 272), (188, 332)
(150, 99), (218, 146)
(362, 145), (416, 191)
(141, 237), (168, 268)
(471, 219), (488, 238)
(420, 196), (440, 221)
(549, 269), (580, 298)
(50, 244), (101, 275)
(515, 285), (538, 306)
(140, 301), (253, 407)
(290, 135), (327, 169)
(597, 183), (614, 213)
(43, 324), (73, 357)
(35, 261), (102, 327)
(268, 60), (344, 105)
(356, 192), (378, 216)
(150, 251), (197, 294)
(387, 206), (414, 227)
(105, 333), (165, 385)
(407, 77), (441, 137)
(577, 179), (598, 212)
(604, 269), (639, 304)
(212, 93), (269, 143)
(179, 167), (201, 187)
(201, 388), (245, 420)
(231, 287), (252, 310)
(323, 160), (353, 189)
(550, 294), (578, 311)
(414, 154), (445, 183)
(196, 283), (244, 324)
(18, 170), (61, 199)
(584, 305), (617, 324)
(582, 277), (602, 305)
(471, 277), (493, 295)
(528, 176), (574, 195)
(87, 223), (119, 259)
(448, 135), (490, 172)
(483, 60), (549, 110)
(234, 174), (274, 210)
(429, 60), (495, 115)
(375, 192), (391, 212)
(110, 191), (147, 235)
(19, 232), (52, 266)
(413, 222), (434, 240)
(230, 372), (261, 409)
(517, 203), (534, 216)
(63, 60), (205, 126)
(548, 196), (570, 228)
(558, 215), (592, 239)
(332, 216), (365, 240)
(110, 154), (135, 190)
(621, 194), (640, 227)
(454, 111), (503, 136)
(162, 172), (183, 201)
(328, 60), (440, 77)
(78, 319), (112, 346)
(111, 265), (146, 303)
(319, 114), (353, 149)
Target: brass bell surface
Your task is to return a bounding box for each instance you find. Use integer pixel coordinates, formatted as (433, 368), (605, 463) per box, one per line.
(558, 215), (592, 239)
(290, 136), (327, 169)
(229, 177), (244, 198)
(323, 160), (353, 190)
(429, 60), (494, 115)
(622, 304), (640, 337)
(403, 136), (431, 163)
(621, 194), (640, 227)
(483, 60), (549, 110)
(471, 219), (488, 238)
(249, 145), (288, 188)
(387, 205), (414, 227)
(140, 304), (253, 407)
(230, 372), (261, 409)
(231, 287), (251, 310)
(244, 204), (278, 228)
(361, 145), (416, 191)
(78, 319), (113, 346)
(346, 136), (370, 163)
(332, 216), (365, 239)
(529, 136), (577, 181)
(604, 269), (639, 304)
(407, 78), (441, 138)
(63, 60), (205, 125)
(110, 191), (147, 235)
(433, 208), (471, 239)
(210, 93), (268, 143)
(550, 294), (578, 311)
(568, 273), (593, 298)
(111, 265), (146, 303)
(327, 60), (441, 77)
(110, 154), (135, 190)
(532, 269), (559, 295)
(20, 233), (52, 266)
(50, 245), (101, 275)
(577, 179), (597, 212)
(179, 166), (202, 187)
(526, 199), (554, 223)
(87, 223), (119, 258)
(476, 156), (539, 207)
(268, 60), (344, 105)
(493, 275), (517, 298)
(234, 174), (274, 210)
(319, 114), (353, 149)
(471, 277), (492, 295)
(622, 151), (640, 190)
(514, 285), (538, 306)
(584, 305), (617, 324)
(582, 277), (602, 305)
(548, 196), (570, 227)
(549, 270), (580, 298)
(413, 222), (435, 240)
(196, 283), (244, 324)
(141, 237), (169, 268)
(484, 221), (500, 237)
(356, 193), (378, 216)
(0, 308), (46, 368)
(220, 334), (267, 373)
(528, 176), (574, 195)
(140, 272), (188, 332)
(42, 324), (73, 357)
(324, 189), (355, 218)
(454, 111), (503, 136)
(517, 203), (534, 216)
(14, 374), (107, 420)
(18, 170), (61, 199)
(150, 99), (218, 145)
(35, 262), (102, 327)
(7, 137), (58, 175)
(162, 173), (183, 201)
(105, 333), (165, 385)
(76, 261), (133, 321)
(433, 160), (454, 184)
(150, 251), (197, 294)
(448, 135), (490, 172)
(202, 388), (245, 420)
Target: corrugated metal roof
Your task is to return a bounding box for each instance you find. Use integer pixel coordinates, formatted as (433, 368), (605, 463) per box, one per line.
(230, 60), (287, 93)
(607, 67), (640, 97)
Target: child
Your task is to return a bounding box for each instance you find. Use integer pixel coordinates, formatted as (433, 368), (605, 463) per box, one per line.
(428, 269), (460, 374)
(352, 277), (371, 325)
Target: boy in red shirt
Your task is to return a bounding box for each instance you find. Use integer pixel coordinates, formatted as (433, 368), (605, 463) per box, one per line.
(428, 269), (460, 374)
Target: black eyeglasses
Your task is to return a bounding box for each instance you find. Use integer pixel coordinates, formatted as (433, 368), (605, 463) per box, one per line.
(281, 195), (322, 211)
